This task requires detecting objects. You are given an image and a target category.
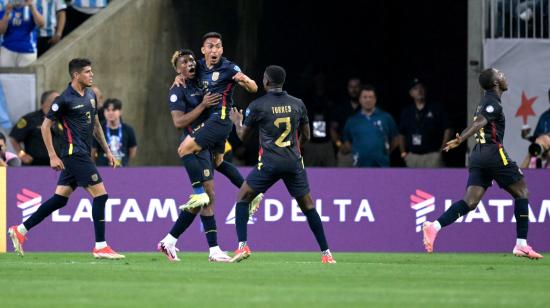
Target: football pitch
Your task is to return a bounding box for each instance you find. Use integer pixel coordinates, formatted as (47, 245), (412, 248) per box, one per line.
(0, 252), (548, 307)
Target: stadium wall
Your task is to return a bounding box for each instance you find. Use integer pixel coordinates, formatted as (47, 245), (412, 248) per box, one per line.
(32, 0), (186, 166)
(4, 167), (550, 253)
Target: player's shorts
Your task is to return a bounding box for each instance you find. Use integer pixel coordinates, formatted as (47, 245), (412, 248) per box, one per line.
(58, 153), (103, 189)
(181, 149), (214, 182)
(467, 161), (524, 189)
(246, 158), (310, 198)
(194, 117), (232, 154)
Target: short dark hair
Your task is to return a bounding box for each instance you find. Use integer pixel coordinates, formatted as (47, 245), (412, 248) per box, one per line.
(103, 98), (122, 110)
(68, 58), (92, 78)
(360, 84), (377, 97)
(202, 32), (222, 45)
(479, 68), (498, 90)
(265, 65), (286, 86)
(40, 90), (57, 105)
(171, 49), (195, 70)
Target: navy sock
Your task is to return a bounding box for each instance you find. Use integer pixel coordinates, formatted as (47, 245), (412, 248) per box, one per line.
(23, 194), (68, 230)
(181, 154), (205, 193)
(303, 208), (329, 251)
(92, 194), (108, 242)
(216, 161), (244, 188)
(235, 201), (249, 242)
(437, 199), (471, 227)
(169, 210), (197, 238)
(200, 215), (218, 247)
(514, 198), (529, 239)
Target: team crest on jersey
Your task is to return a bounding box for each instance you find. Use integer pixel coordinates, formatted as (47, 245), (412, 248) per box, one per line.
(16, 118), (27, 129)
(90, 99), (96, 108)
(212, 72), (220, 81)
(204, 169), (210, 177)
(91, 174), (99, 182)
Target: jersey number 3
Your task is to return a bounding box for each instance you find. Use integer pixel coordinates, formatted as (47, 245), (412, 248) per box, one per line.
(274, 117), (291, 147)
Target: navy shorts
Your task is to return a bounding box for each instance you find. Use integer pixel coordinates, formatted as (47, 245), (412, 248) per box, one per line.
(181, 149), (214, 182)
(58, 153), (103, 189)
(194, 117), (231, 154)
(467, 161), (524, 189)
(246, 158), (310, 198)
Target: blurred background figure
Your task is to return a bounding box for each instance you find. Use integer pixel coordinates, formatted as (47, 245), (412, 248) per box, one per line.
(332, 77), (361, 167)
(0, 132), (21, 166)
(36, 0), (66, 56)
(399, 79), (452, 168)
(92, 98), (137, 167)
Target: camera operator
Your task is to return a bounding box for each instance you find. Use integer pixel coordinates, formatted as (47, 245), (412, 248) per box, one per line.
(522, 88), (550, 141)
(521, 134), (550, 168)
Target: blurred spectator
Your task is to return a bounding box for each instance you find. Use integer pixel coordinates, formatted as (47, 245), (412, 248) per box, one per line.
(9, 90), (63, 165)
(303, 73), (336, 166)
(91, 84), (105, 122)
(64, 0), (108, 36)
(0, 0), (45, 67)
(0, 81), (11, 130)
(340, 85), (399, 167)
(399, 79), (452, 168)
(522, 88), (550, 141)
(92, 98), (137, 167)
(520, 134), (550, 168)
(332, 77), (361, 167)
(36, 0), (66, 56)
(0, 132), (21, 166)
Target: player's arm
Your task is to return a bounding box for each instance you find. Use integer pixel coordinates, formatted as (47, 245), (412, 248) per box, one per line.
(233, 72), (258, 93)
(93, 115), (117, 167)
(41, 117), (64, 170)
(443, 114), (487, 152)
(298, 122), (310, 146)
(229, 107), (254, 141)
(170, 93), (221, 128)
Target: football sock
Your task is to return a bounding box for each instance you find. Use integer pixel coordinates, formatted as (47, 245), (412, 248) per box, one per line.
(216, 161), (244, 188)
(436, 200), (471, 227)
(169, 210), (197, 238)
(209, 246), (222, 254)
(235, 201), (249, 242)
(433, 220), (442, 231)
(95, 241), (107, 249)
(17, 224), (28, 236)
(200, 215), (218, 248)
(23, 194), (68, 231)
(514, 198), (529, 240)
(303, 208), (329, 251)
(181, 154), (205, 193)
(161, 233), (177, 245)
(92, 194), (108, 242)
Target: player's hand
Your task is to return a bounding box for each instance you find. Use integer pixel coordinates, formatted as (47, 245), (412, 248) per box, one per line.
(232, 72), (250, 83)
(443, 133), (462, 152)
(229, 107), (243, 125)
(50, 155), (65, 171)
(171, 74), (186, 89)
(106, 152), (118, 168)
(20, 153), (33, 164)
(200, 92), (221, 108)
(48, 33), (62, 45)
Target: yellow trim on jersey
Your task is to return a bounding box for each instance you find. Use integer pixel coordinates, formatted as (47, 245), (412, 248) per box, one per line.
(0, 167), (6, 253)
(221, 106), (227, 120)
(68, 144), (73, 155)
(224, 141), (232, 154)
(499, 147), (509, 166)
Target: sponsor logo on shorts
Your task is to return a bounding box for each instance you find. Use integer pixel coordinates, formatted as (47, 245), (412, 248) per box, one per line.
(204, 169), (210, 177)
(91, 174), (99, 182)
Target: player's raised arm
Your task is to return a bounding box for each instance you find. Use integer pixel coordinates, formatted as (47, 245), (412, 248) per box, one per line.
(444, 114), (487, 152)
(93, 114), (117, 168)
(233, 72), (258, 93)
(230, 107), (253, 141)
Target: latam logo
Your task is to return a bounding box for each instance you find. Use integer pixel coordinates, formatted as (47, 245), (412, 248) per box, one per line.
(17, 189), (42, 222)
(410, 189), (435, 232)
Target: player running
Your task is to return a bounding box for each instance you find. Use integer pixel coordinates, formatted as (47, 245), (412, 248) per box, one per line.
(422, 68), (543, 259)
(228, 65), (336, 264)
(8, 58), (124, 259)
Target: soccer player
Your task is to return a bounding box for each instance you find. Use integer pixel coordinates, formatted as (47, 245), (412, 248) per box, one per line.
(228, 65), (336, 264)
(422, 68), (543, 259)
(158, 49), (230, 262)
(8, 58), (124, 259)
(175, 32), (259, 210)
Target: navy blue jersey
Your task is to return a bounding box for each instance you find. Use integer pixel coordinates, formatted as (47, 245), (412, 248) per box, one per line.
(168, 80), (208, 136)
(47, 84), (97, 157)
(244, 91), (309, 166)
(197, 57), (241, 121)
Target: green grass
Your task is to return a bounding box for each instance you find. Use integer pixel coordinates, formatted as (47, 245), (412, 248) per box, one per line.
(0, 252), (548, 307)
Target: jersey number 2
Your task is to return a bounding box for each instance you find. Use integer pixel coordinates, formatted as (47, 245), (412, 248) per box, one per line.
(274, 117), (291, 147)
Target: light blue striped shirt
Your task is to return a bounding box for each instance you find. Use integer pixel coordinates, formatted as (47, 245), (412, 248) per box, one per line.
(36, 0), (66, 37)
(72, 0), (108, 9)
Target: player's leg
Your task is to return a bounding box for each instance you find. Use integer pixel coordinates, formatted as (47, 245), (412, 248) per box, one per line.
(84, 182), (124, 259)
(179, 148), (212, 209)
(198, 180), (230, 262)
(229, 181), (259, 263)
(8, 184), (74, 256)
(500, 171), (543, 259)
(158, 205), (200, 262)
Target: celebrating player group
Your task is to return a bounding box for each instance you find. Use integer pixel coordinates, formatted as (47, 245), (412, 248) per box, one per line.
(7, 32), (542, 263)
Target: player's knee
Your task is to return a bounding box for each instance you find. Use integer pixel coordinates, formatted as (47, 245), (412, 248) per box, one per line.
(200, 205), (214, 216)
(517, 187), (529, 199)
(464, 198), (480, 210)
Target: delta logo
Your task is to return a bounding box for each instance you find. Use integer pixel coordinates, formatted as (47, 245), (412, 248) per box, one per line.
(411, 189), (550, 232)
(17, 189), (42, 222)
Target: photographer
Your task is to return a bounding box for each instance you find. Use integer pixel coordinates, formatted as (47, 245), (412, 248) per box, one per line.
(522, 88), (550, 141)
(521, 134), (550, 169)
